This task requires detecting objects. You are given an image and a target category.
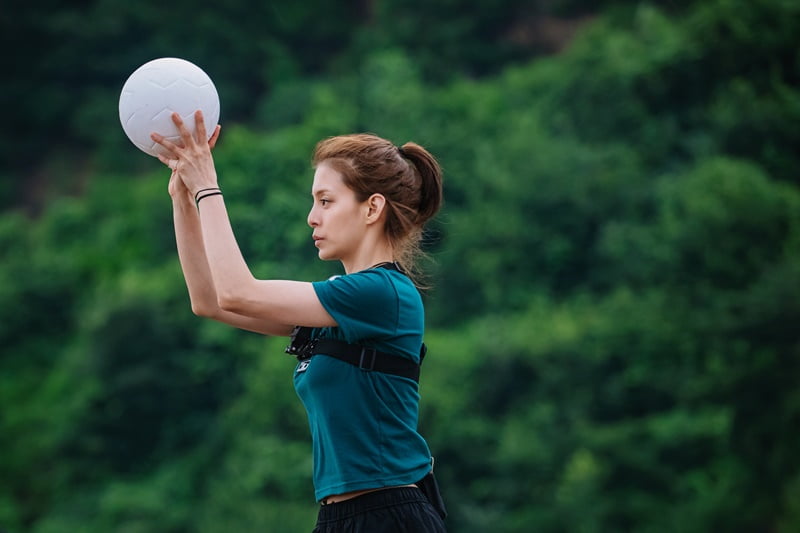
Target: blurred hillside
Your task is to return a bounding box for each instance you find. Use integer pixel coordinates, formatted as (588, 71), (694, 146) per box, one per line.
(3, 0), (629, 211)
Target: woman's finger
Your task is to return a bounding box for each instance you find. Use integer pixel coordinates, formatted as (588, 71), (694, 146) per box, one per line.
(193, 110), (208, 144)
(209, 125), (222, 150)
(151, 132), (181, 155)
(157, 153), (179, 171)
(171, 112), (195, 147)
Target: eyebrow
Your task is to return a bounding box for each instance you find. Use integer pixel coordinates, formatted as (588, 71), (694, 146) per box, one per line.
(312, 189), (332, 197)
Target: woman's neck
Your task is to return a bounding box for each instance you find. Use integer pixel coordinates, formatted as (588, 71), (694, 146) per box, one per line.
(341, 242), (394, 274)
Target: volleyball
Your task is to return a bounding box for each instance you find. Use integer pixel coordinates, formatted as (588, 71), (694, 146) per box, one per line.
(118, 57), (220, 157)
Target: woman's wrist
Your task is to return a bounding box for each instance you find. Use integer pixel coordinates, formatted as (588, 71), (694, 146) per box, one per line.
(172, 189), (196, 211)
(190, 179), (220, 196)
(194, 187), (223, 206)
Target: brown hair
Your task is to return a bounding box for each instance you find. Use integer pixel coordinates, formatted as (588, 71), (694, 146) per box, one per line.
(312, 133), (443, 282)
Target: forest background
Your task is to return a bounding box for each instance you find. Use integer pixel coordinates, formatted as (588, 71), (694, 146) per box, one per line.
(2, 0), (799, 531)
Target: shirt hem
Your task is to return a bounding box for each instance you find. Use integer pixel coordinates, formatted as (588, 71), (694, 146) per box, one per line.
(314, 468), (430, 502)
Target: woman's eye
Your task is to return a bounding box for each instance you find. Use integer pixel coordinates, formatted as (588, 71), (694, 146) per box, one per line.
(320, 199), (330, 206)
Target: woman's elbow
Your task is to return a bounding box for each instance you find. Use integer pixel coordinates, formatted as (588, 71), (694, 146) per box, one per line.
(217, 292), (246, 314)
(191, 301), (218, 318)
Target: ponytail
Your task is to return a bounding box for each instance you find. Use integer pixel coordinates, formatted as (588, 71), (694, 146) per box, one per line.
(398, 142), (443, 226)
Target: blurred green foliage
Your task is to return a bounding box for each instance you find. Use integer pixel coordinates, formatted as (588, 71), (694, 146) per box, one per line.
(2, 0), (800, 531)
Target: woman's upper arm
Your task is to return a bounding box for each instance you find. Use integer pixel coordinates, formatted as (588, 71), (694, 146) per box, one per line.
(216, 279), (337, 329)
(198, 307), (297, 337)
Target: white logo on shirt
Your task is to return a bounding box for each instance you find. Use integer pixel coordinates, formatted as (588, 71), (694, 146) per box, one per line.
(296, 360), (310, 373)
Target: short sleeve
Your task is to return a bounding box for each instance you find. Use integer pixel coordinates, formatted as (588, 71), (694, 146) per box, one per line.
(312, 270), (399, 344)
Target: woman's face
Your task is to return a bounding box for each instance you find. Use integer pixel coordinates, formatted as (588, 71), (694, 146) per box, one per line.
(307, 161), (370, 264)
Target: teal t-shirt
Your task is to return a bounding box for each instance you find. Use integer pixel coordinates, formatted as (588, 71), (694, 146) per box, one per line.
(293, 267), (432, 501)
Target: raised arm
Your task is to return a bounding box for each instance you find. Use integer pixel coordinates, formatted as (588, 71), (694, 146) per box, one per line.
(170, 170), (218, 315)
(169, 168), (293, 335)
(153, 111), (336, 332)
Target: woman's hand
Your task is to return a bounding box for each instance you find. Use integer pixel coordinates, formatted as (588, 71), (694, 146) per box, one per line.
(152, 111), (222, 197)
(168, 167), (193, 203)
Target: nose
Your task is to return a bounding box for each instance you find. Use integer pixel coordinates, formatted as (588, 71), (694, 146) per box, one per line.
(307, 204), (319, 228)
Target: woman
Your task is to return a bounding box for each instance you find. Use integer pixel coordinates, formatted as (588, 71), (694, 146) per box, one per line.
(151, 111), (447, 532)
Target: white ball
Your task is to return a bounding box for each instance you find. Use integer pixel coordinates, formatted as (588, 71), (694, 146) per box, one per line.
(119, 58), (220, 157)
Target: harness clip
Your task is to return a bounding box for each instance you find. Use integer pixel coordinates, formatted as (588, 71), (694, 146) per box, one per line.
(358, 347), (378, 371)
(285, 326), (317, 361)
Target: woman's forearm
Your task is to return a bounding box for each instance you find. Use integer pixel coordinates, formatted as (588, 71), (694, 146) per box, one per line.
(173, 193), (299, 336)
(172, 194), (222, 316)
(193, 194), (256, 309)
(180, 191), (332, 331)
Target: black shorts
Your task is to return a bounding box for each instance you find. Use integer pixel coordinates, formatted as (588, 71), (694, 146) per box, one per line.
(312, 487), (447, 533)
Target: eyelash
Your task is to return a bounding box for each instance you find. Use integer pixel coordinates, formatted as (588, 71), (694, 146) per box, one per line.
(319, 199), (330, 206)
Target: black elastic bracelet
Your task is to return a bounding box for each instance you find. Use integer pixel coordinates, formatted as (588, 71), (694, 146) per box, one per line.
(194, 187), (221, 203)
(196, 191), (223, 206)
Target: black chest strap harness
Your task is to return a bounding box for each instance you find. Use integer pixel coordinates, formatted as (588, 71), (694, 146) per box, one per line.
(285, 262), (426, 383)
(285, 326), (426, 382)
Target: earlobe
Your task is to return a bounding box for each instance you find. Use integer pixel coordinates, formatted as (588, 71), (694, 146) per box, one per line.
(366, 194), (387, 224)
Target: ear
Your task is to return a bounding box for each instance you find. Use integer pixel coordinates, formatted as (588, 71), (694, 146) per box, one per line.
(365, 193), (387, 225)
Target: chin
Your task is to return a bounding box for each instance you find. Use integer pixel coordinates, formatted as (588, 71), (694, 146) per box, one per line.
(317, 249), (337, 261)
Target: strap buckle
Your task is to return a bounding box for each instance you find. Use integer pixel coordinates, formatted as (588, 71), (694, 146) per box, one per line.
(358, 347), (378, 371)
(285, 326), (317, 361)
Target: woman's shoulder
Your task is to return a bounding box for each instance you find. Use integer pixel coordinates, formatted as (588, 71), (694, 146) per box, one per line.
(360, 267), (420, 298)
(313, 267), (420, 311)
(320, 266), (412, 289)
